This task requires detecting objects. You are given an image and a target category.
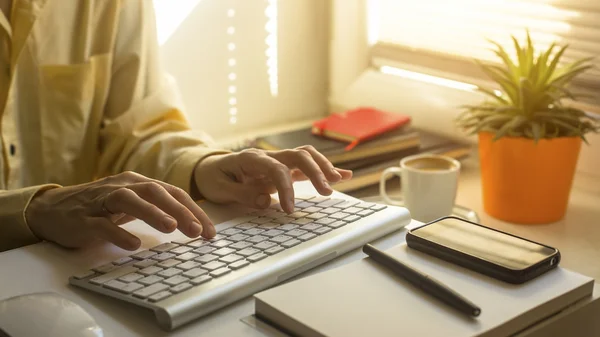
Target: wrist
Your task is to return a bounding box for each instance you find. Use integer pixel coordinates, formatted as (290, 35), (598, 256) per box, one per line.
(25, 187), (57, 241)
(190, 153), (225, 200)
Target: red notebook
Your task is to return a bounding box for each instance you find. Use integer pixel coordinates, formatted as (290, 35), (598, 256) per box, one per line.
(312, 107), (411, 151)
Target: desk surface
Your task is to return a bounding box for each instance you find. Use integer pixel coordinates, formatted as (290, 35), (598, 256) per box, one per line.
(1, 148), (599, 336)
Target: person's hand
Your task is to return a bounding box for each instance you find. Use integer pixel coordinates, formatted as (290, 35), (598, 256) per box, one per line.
(26, 171), (215, 251)
(193, 146), (353, 213)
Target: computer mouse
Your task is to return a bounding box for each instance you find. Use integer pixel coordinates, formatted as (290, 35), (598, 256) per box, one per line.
(0, 292), (103, 337)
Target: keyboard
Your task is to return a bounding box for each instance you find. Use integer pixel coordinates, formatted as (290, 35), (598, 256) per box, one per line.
(69, 195), (411, 330)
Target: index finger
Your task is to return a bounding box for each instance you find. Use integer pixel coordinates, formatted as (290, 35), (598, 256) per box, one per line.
(241, 153), (295, 213)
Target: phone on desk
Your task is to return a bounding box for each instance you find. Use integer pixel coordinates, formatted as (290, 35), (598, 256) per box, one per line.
(406, 216), (560, 284)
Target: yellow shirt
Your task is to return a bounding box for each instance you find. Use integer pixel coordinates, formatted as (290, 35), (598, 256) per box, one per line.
(0, 0), (225, 252)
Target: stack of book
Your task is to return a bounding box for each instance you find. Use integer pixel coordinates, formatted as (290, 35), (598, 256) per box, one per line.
(251, 108), (472, 193)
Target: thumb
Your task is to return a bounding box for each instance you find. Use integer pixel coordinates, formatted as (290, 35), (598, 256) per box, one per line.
(225, 181), (275, 209)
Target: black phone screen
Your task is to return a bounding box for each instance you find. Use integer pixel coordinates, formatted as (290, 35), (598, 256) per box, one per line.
(411, 218), (557, 270)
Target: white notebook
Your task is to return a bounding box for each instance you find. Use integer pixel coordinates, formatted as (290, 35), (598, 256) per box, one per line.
(254, 244), (594, 337)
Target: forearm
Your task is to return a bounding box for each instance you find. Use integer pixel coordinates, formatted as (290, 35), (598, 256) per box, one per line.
(0, 184), (61, 252)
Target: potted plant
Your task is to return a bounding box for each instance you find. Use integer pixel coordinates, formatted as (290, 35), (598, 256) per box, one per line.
(456, 32), (599, 224)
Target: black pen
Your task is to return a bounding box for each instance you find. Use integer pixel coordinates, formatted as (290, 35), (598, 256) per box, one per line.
(363, 244), (481, 317)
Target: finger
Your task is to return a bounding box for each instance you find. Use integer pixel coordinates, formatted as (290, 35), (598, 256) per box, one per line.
(114, 215), (136, 226)
(269, 149), (333, 196)
(291, 168), (352, 182)
(297, 145), (343, 182)
(128, 182), (212, 239)
(240, 152), (295, 213)
(92, 218), (141, 251)
(336, 168), (353, 180)
(224, 181), (276, 209)
(105, 187), (179, 234)
(154, 182), (216, 238)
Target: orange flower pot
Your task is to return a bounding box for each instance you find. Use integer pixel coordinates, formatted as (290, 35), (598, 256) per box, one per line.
(478, 132), (582, 224)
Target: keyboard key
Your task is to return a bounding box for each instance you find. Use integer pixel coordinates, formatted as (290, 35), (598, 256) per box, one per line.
(132, 250), (157, 260)
(150, 242), (179, 252)
(315, 218), (336, 226)
(221, 228), (243, 236)
(315, 226), (332, 235)
(205, 234), (228, 242)
(230, 260), (250, 270)
(265, 246), (284, 255)
(170, 246), (193, 255)
(196, 254), (218, 263)
(152, 252), (176, 261)
(89, 266), (138, 285)
(309, 196), (330, 203)
(186, 240), (211, 248)
(238, 248), (261, 257)
(289, 211), (308, 218)
(236, 223), (258, 230)
(248, 208), (275, 217)
(118, 282), (144, 294)
(328, 221), (346, 229)
(133, 259), (158, 268)
(182, 268), (208, 278)
(342, 207), (362, 214)
(210, 267), (231, 277)
(72, 270), (96, 280)
(149, 291), (172, 302)
(301, 224), (322, 232)
(306, 213), (327, 220)
(358, 209), (374, 217)
(175, 252), (199, 261)
(211, 240), (233, 248)
(330, 212), (350, 220)
(247, 253), (267, 262)
(333, 200), (360, 208)
(93, 263), (118, 274)
(139, 266), (163, 276)
(270, 235), (293, 244)
(273, 217), (294, 224)
(103, 280), (128, 291)
(247, 235), (268, 243)
(164, 275), (188, 286)
(371, 204), (386, 211)
(249, 217), (271, 224)
(286, 229), (308, 237)
(320, 207), (339, 215)
(281, 239), (301, 248)
(298, 233), (317, 241)
(202, 261), (226, 271)
(171, 282), (193, 293)
(138, 275), (164, 286)
(157, 259), (181, 268)
(316, 198), (345, 207)
(118, 273), (144, 283)
(262, 229), (285, 238)
(278, 223), (299, 231)
(243, 228), (265, 236)
(295, 195), (315, 201)
(302, 206), (322, 213)
(292, 218), (312, 225)
(227, 234), (250, 242)
(193, 246), (216, 255)
(254, 241), (277, 250)
(133, 283), (169, 299)
(172, 237), (200, 245)
(175, 261), (202, 271)
(356, 202), (376, 209)
(229, 241), (253, 250)
(264, 211), (287, 219)
(190, 275), (212, 285)
(113, 257), (133, 266)
(295, 201), (314, 209)
(219, 254), (243, 264)
(258, 223), (280, 229)
(157, 268), (183, 278)
(213, 247), (236, 257)
(344, 215), (361, 222)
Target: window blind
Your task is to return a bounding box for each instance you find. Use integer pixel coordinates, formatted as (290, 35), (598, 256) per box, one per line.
(368, 0), (600, 91)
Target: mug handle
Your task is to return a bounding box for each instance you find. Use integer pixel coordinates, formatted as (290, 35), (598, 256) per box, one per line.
(379, 167), (402, 206)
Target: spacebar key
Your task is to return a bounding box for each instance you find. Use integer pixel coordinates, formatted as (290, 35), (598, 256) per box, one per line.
(89, 266), (138, 285)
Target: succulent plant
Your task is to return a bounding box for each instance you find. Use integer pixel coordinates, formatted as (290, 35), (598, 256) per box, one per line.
(456, 31), (599, 142)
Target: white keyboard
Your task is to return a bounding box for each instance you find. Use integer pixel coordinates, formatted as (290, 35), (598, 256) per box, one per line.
(69, 195), (411, 330)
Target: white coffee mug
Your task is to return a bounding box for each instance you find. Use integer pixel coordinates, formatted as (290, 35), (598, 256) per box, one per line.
(379, 154), (460, 223)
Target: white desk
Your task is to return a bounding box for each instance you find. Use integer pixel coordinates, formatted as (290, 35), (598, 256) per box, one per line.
(1, 157), (599, 336)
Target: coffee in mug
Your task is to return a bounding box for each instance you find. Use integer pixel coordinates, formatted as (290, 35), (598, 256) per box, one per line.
(379, 154), (460, 222)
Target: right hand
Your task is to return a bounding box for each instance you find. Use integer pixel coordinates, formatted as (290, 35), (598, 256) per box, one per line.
(26, 171), (215, 251)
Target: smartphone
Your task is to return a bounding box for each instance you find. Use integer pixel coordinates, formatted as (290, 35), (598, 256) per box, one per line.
(406, 216), (560, 284)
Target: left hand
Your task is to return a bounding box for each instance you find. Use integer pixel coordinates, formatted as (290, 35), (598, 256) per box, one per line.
(193, 146), (352, 213)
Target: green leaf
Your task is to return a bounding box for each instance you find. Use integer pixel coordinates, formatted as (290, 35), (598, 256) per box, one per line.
(531, 121), (542, 143)
(542, 44), (568, 86)
(493, 115), (528, 140)
(487, 40), (519, 82)
(512, 36), (525, 78)
(476, 87), (509, 105)
(548, 65), (593, 87)
(524, 30), (534, 76)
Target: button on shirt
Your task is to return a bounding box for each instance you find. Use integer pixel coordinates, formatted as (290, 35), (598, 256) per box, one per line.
(0, 0), (226, 252)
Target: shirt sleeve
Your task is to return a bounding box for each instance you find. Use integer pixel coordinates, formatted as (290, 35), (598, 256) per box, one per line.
(97, 0), (228, 195)
(0, 184), (61, 252)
